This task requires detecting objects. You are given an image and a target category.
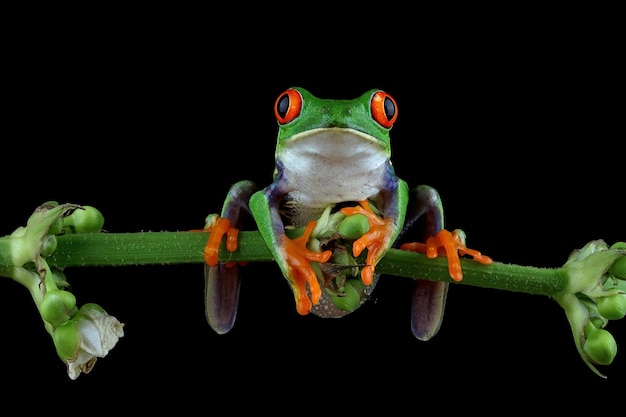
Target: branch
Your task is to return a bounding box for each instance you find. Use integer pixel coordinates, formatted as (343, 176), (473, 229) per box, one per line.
(1, 202), (624, 380)
(45, 230), (568, 297)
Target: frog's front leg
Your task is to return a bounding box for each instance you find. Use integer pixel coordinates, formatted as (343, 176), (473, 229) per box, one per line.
(248, 189), (332, 316)
(202, 180), (258, 334)
(340, 200), (401, 286)
(279, 220), (333, 314)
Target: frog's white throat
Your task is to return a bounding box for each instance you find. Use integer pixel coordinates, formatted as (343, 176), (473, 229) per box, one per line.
(278, 128), (391, 207)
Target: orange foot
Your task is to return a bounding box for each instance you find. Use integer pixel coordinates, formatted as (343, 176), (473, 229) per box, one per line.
(340, 200), (395, 286)
(282, 221), (332, 315)
(202, 215), (241, 268)
(400, 229), (493, 282)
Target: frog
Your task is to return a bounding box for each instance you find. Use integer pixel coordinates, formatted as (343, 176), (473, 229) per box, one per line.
(201, 87), (492, 339)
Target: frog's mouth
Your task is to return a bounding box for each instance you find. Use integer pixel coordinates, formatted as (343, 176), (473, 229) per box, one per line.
(281, 127), (388, 174)
(279, 127), (391, 206)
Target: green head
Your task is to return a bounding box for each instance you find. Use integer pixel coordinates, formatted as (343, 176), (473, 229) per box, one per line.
(272, 87), (398, 156)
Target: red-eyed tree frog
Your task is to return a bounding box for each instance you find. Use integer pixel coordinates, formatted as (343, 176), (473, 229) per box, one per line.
(202, 87), (492, 339)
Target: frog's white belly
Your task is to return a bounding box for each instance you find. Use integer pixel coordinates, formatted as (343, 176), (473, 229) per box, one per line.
(279, 128), (389, 206)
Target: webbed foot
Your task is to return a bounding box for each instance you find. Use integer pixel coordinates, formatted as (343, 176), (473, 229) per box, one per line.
(400, 229), (493, 281)
(203, 214), (240, 268)
(340, 200), (395, 286)
(281, 220), (332, 315)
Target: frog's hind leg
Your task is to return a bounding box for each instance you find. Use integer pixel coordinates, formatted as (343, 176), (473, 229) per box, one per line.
(394, 184), (449, 341)
(205, 180), (258, 334)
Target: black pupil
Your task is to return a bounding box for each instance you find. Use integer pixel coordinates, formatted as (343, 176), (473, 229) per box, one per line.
(383, 97), (395, 120)
(277, 94), (290, 119)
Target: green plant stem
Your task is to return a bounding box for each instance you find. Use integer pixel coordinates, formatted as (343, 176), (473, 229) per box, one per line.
(44, 231), (568, 297)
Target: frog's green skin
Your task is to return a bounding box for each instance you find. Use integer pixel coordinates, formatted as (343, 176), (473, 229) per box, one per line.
(205, 87), (448, 341)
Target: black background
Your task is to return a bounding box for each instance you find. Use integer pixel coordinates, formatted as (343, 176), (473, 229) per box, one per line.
(2, 12), (623, 412)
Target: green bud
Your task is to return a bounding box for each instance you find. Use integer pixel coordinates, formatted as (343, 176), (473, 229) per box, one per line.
(330, 279), (365, 312)
(608, 256), (626, 280)
(47, 217), (64, 236)
(610, 242), (626, 250)
(597, 293), (626, 320)
(62, 206), (105, 234)
(51, 268), (71, 289)
(583, 324), (617, 366)
(40, 235), (58, 257)
(52, 319), (81, 362)
(338, 213), (370, 240)
(40, 290), (77, 327)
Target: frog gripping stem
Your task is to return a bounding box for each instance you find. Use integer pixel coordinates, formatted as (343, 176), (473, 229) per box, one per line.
(400, 229), (493, 282)
(203, 217), (239, 267)
(280, 221), (332, 315)
(340, 200), (396, 286)
(202, 179), (259, 335)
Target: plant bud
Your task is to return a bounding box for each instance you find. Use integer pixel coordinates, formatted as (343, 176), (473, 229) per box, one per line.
(338, 213), (370, 240)
(583, 324), (617, 365)
(330, 279), (365, 312)
(597, 293), (626, 320)
(52, 320), (81, 361)
(608, 256), (626, 280)
(40, 235), (58, 257)
(40, 290), (77, 327)
(610, 242), (626, 250)
(51, 268), (71, 289)
(47, 217), (64, 236)
(62, 206), (105, 234)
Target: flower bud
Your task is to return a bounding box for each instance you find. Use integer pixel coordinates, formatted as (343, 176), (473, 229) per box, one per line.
(330, 279), (365, 312)
(62, 206), (105, 234)
(40, 290), (77, 327)
(53, 303), (124, 379)
(47, 217), (64, 236)
(40, 235), (58, 257)
(608, 256), (626, 280)
(53, 319), (81, 362)
(338, 213), (370, 240)
(51, 268), (70, 289)
(583, 324), (617, 366)
(597, 293), (626, 320)
(610, 242), (626, 250)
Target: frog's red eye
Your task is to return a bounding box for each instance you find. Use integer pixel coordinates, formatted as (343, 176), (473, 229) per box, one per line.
(371, 91), (398, 128)
(275, 88), (303, 124)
